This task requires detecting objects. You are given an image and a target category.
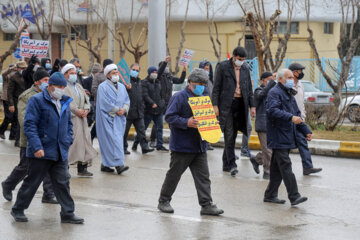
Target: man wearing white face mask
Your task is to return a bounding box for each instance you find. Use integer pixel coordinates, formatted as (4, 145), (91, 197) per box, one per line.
(62, 64), (97, 177)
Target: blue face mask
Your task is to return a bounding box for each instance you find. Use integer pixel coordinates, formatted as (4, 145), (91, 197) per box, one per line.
(285, 79), (294, 89)
(206, 71), (210, 76)
(130, 70), (139, 78)
(39, 82), (48, 92)
(193, 85), (205, 96)
(45, 63), (51, 69)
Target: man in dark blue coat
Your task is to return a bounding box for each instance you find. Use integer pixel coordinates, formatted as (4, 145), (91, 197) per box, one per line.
(11, 72), (84, 224)
(157, 68), (224, 216)
(264, 69), (310, 206)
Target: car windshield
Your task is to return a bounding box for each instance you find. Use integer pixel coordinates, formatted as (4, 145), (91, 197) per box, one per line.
(302, 81), (321, 92)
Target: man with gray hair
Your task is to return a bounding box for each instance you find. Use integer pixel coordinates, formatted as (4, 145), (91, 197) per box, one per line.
(157, 68), (224, 216)
(69, 58), (84, 86)
(264, 68), (310, 206)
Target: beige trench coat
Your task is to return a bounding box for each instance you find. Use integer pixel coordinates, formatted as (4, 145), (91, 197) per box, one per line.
(64, 82), (98, 165)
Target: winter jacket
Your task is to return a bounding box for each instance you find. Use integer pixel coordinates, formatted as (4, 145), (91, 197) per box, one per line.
(7, 71), (25, 106)
(266, 83), (311, 149)
(254, 80), (276, 132)
(91, 71), (106, 101)
(83, 75), (94, 101)
(126, 76), (145, 119)
(142, 77), (165, 115)
(159, 69), (186, 108)
(1, 67), (14, 101)
(24, 89), (73, 161)
(165, 87), (207, 153)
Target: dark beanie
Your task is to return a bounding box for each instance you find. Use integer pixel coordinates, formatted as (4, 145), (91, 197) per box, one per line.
(33, 67), (50, 81)
(49, 72), (67, 86)
(59, 59), (68, 68)
(103, 59), (113, 68)
(147, 66), (158, 75)
(260, 71), (273, 80)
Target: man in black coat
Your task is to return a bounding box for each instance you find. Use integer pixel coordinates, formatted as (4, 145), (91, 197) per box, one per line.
(23, 55), (40, 90)
(254, 72), (276, 180)
(212, 46), (257, 176)
(124, 63), (154, 155)
(83, 63), (101, 128)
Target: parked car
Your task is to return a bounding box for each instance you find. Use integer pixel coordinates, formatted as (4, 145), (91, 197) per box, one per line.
(339, 95), (360, 122)
(301, 80), (334, 106)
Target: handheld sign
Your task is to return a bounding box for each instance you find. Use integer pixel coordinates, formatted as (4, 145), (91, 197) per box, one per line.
(188, 96), (221, 143)
(179, 49), (194, 67)
(117, 58), (131, 86)
(20, 38), (49, 58)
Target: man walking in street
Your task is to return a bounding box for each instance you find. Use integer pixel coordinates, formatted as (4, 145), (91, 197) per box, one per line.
(264, 68), (309, 206)
(212, 46), (258, 176)
(158, 68), (224, 216)
(288, 63), (322, 175)
(11, 72), (84, 223)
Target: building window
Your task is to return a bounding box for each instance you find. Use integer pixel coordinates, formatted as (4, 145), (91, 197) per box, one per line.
(4, 33), (15, 41)
(324, 22), (333, 34)
(71, 25), (87, 40)
(274, 22), (299, 34)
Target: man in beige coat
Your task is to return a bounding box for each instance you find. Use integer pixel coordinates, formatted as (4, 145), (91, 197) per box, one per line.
(62, 64), (97, 176)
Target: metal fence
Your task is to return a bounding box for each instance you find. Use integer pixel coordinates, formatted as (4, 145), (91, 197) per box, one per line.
(190, 57), (360, 93)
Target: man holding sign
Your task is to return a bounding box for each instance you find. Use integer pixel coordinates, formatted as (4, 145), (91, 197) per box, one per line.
(158, 68), (223, 216)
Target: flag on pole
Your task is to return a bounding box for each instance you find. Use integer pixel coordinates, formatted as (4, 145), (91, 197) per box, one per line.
(117, 58), (131, 86)
(227, 52), (231, 60)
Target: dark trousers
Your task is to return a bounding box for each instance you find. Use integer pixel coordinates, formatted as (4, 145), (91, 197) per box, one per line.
(0, 101), (17, 138)
(264, 149), (301, 202)
(134, 113), (163, 148)
(159, 152), (212, 206)
(295, 129), (313, 169)
(222, 98), (246, 170)
(150, 124), (156, 142)
(3, 147), (54, 198)
(124, 118), (148, 150)
(12, 158), (75, 217)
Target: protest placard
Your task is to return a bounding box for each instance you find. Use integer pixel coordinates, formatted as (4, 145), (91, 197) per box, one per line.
(188, 96), (221, 143)
(179, 49), (194, 66)
(117, 58), (131, 85)
(20, 39), (49, 58)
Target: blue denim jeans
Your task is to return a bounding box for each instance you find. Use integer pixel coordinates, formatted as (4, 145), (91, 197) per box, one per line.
(135, 113), (164, 148)
(295, 129), (313, 169)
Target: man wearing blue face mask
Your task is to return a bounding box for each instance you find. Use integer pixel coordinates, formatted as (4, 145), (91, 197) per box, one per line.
(157, 68), (224, 216)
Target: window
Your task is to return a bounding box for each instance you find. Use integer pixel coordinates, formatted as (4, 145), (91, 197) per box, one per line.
(4, 33), (15, 41)
(71, 25), (87, 40)
(324, 22), (333, 34)
(274, 22), (299, 34)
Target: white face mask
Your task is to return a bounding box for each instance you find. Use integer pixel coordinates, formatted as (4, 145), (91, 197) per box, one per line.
(69, 74), (77, 84)
(150, 73), (158, 80)
(111, 75), (119, 83)
(234, 59), (244, 67)
(52, 87), (64, 100)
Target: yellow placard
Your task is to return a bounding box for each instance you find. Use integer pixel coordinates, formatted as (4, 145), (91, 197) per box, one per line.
(188, 96), (222, 143)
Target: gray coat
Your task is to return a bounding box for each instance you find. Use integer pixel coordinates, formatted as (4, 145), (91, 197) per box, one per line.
(91, 71), (106, 101)
(254, 80), (276, 132)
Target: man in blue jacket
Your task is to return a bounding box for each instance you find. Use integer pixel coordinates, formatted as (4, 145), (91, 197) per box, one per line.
(11, 72), (84, 224)
(157, 68), (224, 216)
(264, 69), (310, 206)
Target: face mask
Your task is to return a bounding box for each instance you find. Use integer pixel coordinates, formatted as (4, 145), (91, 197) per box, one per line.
(39, 82), (48, 92)
(297, 72), (304, 80)
(69, 74), (77, 84)
(33, 65), (39, 72)
(234, 59), (244, 67)
(285, 79), (294, 89)
(130, 70), (139, 78)
(192, 84), (205, 96)
(150, 73), (158, 80)
(76, 67), (82, 73)
(52, 87), (64, 100)
(205, 71), (210, 76)
(45, 63), (51, 69)
(164, 67), (170, 74)
(111, 75), (119, 83)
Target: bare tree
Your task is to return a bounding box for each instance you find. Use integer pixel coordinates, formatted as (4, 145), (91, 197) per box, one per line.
(205, 0), (222, 62)
(305, 0), (360, 130)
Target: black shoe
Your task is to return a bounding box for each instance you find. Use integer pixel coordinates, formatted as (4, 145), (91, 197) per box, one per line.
(78, 169), (93, 177)
(149, 141), (156, 148)
(101, 164), (114, 173)
(235, 155), (239, 160)
(207, 145), (214, 150)
(303, 168), (322, 175)
(61, 215), (84, 224)
(157, 146), (169, 152)
(291, 196), (308, 206)
(42, 196), (58, 204)
(0, 133), (5, 139)
(158, 201), (174, 213)
(14, 141), (20, 148)
(124, 149), (131, 155)
(230, 167), (238, 177)
(142, 148), (155, 154)
(1, 182), (12, 201)
(115, 165), (129, 174)
(131, 143), (138, 151)
(11, 210), (28, 222)
(263, 172), (270, 180)
(222, 167), (231, 172)
(200, 204), (224, 216)
(250, 157), (260, 174)
(264, 197), (286, 204)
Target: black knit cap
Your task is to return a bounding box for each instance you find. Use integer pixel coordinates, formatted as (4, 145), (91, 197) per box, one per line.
(33, 67), (50, 81)
(103, 59), (113, 68)
(260, 71), (273, 80)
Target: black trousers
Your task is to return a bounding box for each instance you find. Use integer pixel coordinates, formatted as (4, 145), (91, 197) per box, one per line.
(124, 118), (148, 150)
(159, 152), (212, 206)
(222, 98), (246, 170)
(0, 101), (17, 138)
(12, 158), (75, 217)
(3, 147), (54, 198)
(264, 149), (301, 202)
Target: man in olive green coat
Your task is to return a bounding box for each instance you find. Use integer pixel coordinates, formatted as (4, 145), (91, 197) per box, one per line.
(1, 68), (57, 204)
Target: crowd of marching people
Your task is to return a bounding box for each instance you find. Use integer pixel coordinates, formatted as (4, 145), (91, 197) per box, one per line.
(0, 46), (322, 224)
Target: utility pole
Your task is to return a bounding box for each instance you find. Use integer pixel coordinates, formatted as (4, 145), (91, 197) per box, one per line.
(108, 0), (115, 60)
(148, 0), (166, 67)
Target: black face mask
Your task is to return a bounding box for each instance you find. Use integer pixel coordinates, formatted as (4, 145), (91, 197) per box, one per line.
(297, 72), (304, 80)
